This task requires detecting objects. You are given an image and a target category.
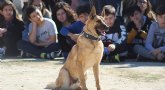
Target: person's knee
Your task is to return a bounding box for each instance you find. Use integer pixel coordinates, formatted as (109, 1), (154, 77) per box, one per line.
(133, 44), (143, 53)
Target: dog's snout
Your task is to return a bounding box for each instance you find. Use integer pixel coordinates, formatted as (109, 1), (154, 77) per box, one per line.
(101, 24), (109, 32)
(105, 26), (109, 32)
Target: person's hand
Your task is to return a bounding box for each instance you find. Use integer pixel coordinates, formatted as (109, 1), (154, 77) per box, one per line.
(0, 28), (7, 37)
(156, 53), (164, 61)
(150, 48), (161, 56)
(68, 33), (79, 42)
(46, 39), (54, 45)
(0, 28), (7, 34)
(107, 44), (115, 52)
(32, 21), (37, 27)
(134, 21), (142, 32)
(0, 34), (3, 37)
(70, 34), (79, 42)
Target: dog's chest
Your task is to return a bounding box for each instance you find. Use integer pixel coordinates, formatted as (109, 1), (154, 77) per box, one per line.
(93, 45), (103, 54)
(80, 41), (103, 53)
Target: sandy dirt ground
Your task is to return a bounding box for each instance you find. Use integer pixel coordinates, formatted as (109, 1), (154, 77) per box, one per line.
(0, 58), (165, 90)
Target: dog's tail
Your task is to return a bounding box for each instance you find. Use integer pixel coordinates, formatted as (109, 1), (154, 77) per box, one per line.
(70, 82), (81, 89)
(45, 82), (56, 89)
(45, 68), (71, 89)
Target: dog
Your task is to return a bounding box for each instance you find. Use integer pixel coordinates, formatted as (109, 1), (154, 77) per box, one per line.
(46, 7), (109, 90)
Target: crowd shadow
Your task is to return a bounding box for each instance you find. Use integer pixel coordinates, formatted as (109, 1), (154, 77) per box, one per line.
(1, 57), (164, 68)
(0, 56), (64, 64)
(101, 59), (165, 68)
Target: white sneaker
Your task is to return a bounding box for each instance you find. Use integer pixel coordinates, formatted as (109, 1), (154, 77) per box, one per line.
(50, 50), (61, 59)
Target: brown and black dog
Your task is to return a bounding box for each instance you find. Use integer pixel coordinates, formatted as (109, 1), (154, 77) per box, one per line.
(46, 7), (109, 90)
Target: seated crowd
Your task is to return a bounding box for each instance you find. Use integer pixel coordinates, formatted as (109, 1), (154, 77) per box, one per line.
(0, 0), (165, 62)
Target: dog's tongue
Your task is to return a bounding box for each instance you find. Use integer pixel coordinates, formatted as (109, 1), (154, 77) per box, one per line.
(98, 29), (106, 36)
(101, 31), (106, 36)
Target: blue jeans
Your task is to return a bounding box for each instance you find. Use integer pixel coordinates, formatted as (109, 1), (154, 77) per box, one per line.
(17, 40), (60, 58)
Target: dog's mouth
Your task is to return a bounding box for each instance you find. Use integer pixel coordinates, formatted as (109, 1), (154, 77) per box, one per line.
(96, 28), (106, 36)
(95, 24), (109, 36)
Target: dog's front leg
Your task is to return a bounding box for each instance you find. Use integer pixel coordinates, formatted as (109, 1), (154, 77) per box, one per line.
(77, 62), (88, 90)
(93, 63), (101, 90)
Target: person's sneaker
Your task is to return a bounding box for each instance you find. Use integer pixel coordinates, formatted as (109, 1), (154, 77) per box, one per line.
(0, 48), (5, 59)
(109, 54), (120, 63)
(49, 50), (61, 59)
(114, 54), (120, 62)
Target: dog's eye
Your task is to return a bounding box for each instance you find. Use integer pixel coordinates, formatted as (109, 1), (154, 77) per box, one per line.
(91, 15), (96, 19)
(96, 20), (101, 23)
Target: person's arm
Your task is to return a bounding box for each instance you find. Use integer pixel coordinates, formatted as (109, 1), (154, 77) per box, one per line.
(114, 25), (127, 48)
(28, 22), (49, 46)
(60, 27), (70, 36)
(145, 22), (164, 56)
(33, 35), (56, 47)
(28, 22), (37, 44)
(0, 28), (6, 37)
(60, 21), (84, 42)
(48, 19), (58, 43)
(145, 22), (155, 51)
(36, 19), (58, 46)
(159, 46), (165, 52)
(60, 21), (84, 36)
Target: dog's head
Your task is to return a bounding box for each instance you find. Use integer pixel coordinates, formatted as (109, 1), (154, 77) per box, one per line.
(85, 7), (109, 37)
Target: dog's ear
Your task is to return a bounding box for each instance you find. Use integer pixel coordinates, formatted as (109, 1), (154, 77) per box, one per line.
(89, 6), (96, 19)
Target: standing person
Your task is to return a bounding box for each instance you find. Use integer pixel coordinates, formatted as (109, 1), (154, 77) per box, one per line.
(0, 0), (24, 58)
(17, 6), (60, 59)
(134, 6), (165, 61)
(101, 5), (127, 62)
(60, 3), (91, 59)
(52, 1), (77, 60)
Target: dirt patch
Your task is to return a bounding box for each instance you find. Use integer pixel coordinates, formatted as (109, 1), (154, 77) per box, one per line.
(0, 59), (165, 90)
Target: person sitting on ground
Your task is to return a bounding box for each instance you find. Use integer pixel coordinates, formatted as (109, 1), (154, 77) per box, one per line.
(136, 0), (156, 21)
(0, 0), (24, 58)
(51, 1), (77, 60)
(126, 5), (153, 58)
(22, 0), (52, 41)
(17, 6), (61, 59)
(133, 6), (165, 61)
(101, 5), (127, 62)
(60, 3), (91, 48)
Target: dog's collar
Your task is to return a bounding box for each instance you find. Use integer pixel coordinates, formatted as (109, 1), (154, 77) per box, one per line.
(83, 32), (101, 41)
